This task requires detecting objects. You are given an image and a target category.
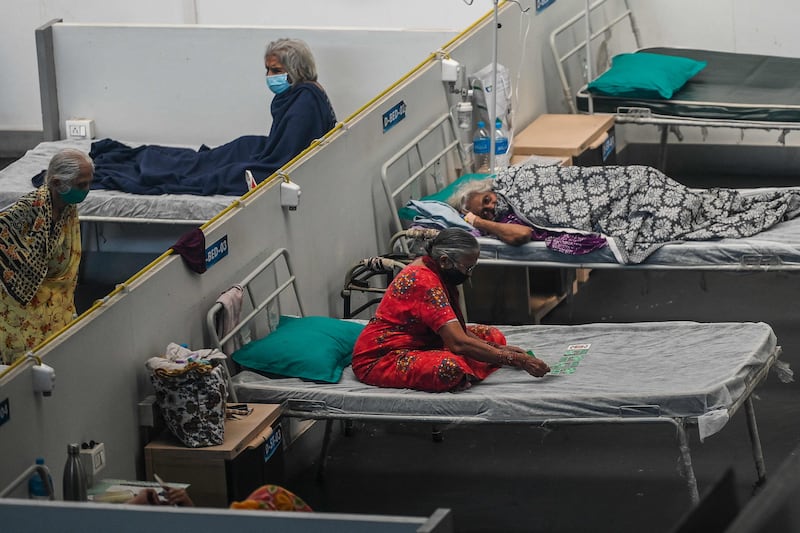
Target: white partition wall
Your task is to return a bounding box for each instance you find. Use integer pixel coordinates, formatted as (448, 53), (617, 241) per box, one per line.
(46, 24), (458, 145)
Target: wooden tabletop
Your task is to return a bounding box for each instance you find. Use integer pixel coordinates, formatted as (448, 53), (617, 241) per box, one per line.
(144, 403), (282, 461)
(513, 113), (615, 157)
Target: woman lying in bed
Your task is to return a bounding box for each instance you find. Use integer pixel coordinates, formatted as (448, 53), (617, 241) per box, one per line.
(352, 228), (549, 392)
(452, 163), (800, 264)
(450, 178), (606, 254)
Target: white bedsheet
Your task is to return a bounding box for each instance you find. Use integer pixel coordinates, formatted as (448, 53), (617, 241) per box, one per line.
(0, 139), (235, 222)
(234, 321), (778, 438)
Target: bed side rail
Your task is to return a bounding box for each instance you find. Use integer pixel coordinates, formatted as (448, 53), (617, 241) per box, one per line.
(205, 247), (304, 355)
(549, 0), (639, 113)
(381, 112), (466, 236)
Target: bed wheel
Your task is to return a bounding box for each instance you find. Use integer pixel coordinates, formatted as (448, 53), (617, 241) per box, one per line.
(343, 419), (355, 436)
(431, 425), (443, 443)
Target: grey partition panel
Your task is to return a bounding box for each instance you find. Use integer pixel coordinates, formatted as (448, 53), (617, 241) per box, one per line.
(34, 19), (62, 142)
(48, 24), (457, 145)
(0, 500), (453, 533)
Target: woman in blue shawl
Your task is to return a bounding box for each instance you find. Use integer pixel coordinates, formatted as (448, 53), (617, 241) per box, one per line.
(262, 38), (337, 174)
(84, 38), (337, 197)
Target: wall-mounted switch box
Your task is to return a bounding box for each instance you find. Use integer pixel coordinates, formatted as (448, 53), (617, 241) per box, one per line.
(65, 119), (95, 140)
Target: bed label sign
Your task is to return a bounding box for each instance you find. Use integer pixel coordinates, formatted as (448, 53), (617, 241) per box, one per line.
(0, 398), (9, 428)
(263, 424), (283, 463)
(382, 101), (407, 133)
(602, 133), (616, 161)
(536, 0), (556, 12)
(205, 235), (229, 269)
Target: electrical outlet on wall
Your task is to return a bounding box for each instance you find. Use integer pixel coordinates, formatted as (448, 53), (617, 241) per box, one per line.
(80, 442), (106, 487)
(65, 119), (95, 140)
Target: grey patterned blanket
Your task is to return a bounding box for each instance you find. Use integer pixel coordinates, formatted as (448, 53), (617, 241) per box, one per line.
(493, 164), (800, 264)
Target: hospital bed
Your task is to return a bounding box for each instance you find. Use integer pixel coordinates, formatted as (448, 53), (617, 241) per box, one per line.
(550, 0), (800, 168)
(0, 139), (240, 287)
(381, 112), (800, 324)
(206, 247), (783, 505)
(0, 139), (234, 224)
(383, 114), (800, 272)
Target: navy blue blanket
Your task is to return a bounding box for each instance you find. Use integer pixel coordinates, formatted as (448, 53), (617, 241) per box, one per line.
(34, 82), (336, 196)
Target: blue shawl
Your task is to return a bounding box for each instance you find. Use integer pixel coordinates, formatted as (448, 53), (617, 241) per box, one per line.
(41, 83), (336, 196)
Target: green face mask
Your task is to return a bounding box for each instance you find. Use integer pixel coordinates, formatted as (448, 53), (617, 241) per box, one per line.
(59, 187), (89, 204)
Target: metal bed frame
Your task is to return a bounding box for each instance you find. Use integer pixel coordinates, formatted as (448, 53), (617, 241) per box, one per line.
(384, 112), (800, 274)
(206, 245), (778, 505)
(380, 112), (468, 243)
(550, 0), (800, 169)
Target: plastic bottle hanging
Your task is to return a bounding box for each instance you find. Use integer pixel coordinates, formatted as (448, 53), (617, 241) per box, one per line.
(473, 121), (491, 174)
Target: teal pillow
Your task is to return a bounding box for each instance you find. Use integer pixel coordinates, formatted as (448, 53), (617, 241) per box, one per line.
(232, 315), (364, 383)
(587, 52), (706, 99)
(398, 173), (491, 220)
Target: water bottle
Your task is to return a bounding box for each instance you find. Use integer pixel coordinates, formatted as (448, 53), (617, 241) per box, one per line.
(28, 457), (53, 500)
(472, 120), (490, 174)
(63, 443), (88, 501)
(494, 118), (510, 170)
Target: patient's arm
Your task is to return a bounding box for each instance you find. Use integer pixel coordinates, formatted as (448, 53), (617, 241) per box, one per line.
(439, 322), (550, 377)
(469, 216), (532, 246)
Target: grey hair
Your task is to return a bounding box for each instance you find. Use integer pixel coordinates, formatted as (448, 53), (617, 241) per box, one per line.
(425, 228), (479, 263)
(448, 178), (494, 212)
(46, 149), (93, 194)
(265, 38), (318, 85)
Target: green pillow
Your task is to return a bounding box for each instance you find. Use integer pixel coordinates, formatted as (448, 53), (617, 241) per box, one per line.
(398, 172), (491, 220)
(232, 315), (364, 383)
(587, 52), (706, 99)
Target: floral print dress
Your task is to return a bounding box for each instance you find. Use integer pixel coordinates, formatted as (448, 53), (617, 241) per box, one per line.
(0, 187), (80, 364)
(352, 256), (504, 392)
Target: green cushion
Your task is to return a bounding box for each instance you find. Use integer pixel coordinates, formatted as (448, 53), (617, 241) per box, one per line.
(588, 52), (707, 99)
(398, 173), (490, 220)
(232, 315), (364, 383)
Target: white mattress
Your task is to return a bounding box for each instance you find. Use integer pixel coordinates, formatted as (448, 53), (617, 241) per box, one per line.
(0, 139), (235, 222)
(234, 321), (778, 436)
(479, 188), (800, 269)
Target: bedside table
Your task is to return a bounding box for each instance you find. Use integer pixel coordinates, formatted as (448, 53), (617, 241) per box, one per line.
(144, 403), (284, 508)
(513, 113), (616, 166)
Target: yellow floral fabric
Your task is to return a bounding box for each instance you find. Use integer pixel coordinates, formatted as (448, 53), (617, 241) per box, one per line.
(0, 187), (80, 364)
(229, 484), (313, 512)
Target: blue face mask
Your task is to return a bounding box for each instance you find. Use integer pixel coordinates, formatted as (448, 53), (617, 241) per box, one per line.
(266, 73), (291, 95)
(60, 187), (89, 204)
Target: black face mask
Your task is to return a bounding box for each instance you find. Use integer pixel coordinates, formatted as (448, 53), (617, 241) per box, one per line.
(440, 268), (469, 286)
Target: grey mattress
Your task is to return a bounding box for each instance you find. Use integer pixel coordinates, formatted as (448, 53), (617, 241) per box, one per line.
(0, 139), (235, 222)
(234, 321), (778, 436)
(576, 48), (800, 122)
(479, 187), (800, 269)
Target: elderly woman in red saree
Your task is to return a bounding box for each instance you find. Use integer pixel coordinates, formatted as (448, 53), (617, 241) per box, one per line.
(0, 149), (94, 364)
(352, 228), (550, 392)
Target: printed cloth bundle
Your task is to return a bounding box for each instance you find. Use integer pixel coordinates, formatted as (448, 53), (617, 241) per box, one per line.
(146, 343), (228, 448)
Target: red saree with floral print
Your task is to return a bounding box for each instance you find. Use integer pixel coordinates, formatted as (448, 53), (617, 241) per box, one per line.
(352, 256), (504, 392)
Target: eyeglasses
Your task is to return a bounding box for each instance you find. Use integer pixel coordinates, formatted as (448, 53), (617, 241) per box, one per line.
(444, 254), (477, 275)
